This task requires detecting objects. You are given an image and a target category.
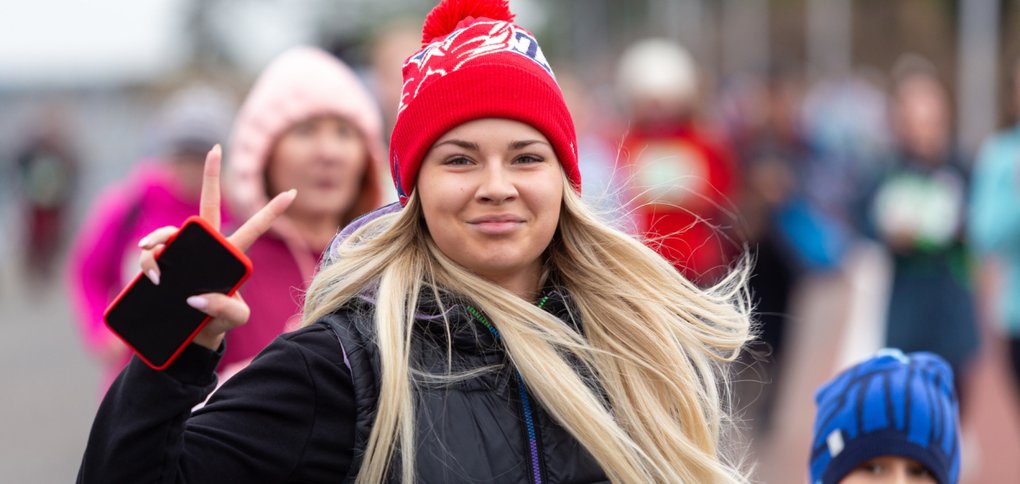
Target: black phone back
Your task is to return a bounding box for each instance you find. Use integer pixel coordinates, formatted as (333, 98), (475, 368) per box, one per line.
(105, 219), (250, 369)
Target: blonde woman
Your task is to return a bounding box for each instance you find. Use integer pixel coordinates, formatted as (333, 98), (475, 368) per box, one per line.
(78, 1), (753, 482)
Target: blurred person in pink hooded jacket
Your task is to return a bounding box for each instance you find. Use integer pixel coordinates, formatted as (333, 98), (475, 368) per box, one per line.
(69, 85), (236, 390)
(220, 46), (389, 374)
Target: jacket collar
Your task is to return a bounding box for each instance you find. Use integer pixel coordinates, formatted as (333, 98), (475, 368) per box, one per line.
(349, 279), (579, 354)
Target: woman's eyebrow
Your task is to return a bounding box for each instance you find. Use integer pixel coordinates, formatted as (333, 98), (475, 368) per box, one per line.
(508, 139), (549, 150)
(434, 139), (480, 151)
(433, 139), (550, 151)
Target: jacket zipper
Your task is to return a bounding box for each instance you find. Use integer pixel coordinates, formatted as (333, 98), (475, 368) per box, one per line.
(516, 373), (545, 484)
(465, 299), (549, 484)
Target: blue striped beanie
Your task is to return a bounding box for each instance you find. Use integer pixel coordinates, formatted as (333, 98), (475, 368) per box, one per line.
(809, 349), (960, 484)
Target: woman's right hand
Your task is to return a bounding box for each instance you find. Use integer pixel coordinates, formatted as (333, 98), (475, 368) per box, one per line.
(136, 145), (297, 350)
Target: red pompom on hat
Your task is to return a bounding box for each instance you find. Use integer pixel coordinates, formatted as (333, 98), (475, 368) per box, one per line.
(421, 0), (515, 43)
(389, 0), (579, 205)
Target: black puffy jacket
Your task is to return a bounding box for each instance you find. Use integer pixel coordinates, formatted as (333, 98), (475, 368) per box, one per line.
(78, 288), (609, 483)
(329, 288), (608, 483)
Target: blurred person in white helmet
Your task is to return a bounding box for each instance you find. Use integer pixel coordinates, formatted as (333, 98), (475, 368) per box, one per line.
(615, 38), (740, 285)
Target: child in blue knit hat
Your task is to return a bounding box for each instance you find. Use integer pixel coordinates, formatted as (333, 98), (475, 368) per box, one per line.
(809, 349), (961, 484)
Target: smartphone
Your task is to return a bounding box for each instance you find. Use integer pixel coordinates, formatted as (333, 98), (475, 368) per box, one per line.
(104, 216), (253, 370)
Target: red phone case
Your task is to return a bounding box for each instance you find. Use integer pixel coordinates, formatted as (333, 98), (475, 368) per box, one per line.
(103, 216), (253, 370)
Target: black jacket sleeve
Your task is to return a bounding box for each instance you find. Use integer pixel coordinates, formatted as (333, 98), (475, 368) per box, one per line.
(77, 324), (356, 484)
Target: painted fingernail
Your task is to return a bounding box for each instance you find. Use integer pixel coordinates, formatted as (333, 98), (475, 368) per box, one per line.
(138, 236), (150, 248)
(146, 269), (160, 286)
(187, 296), (208, 309)
(212, 143), (221, 156)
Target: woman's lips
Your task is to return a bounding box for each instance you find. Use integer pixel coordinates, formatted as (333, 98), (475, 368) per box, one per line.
(468, 217), (525, 235)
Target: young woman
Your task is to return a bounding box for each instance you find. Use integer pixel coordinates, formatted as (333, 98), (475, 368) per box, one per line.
(78, 1), (753, 482)
(219, 46), (388, 371)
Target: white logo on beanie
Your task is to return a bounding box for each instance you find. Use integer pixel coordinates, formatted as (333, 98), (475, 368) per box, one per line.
(507, 29), (552, 74)
(827, 430), (845, 457)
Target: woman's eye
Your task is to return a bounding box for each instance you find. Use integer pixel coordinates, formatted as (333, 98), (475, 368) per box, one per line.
(514, 154), (544, 164)
(443, 156), (473, 166)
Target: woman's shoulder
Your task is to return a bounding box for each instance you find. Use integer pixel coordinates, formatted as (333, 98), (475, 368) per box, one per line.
(284, 300), (378, 352)
(269, 323), (348, 368)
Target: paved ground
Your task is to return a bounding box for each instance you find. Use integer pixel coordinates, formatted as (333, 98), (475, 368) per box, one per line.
(0, 251), (101, 483)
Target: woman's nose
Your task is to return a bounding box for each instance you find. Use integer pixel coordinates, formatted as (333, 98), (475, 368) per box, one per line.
(476, 163), (518, 203)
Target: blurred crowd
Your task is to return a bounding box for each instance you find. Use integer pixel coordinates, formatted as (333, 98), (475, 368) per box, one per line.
(4, 8), (1020, 483)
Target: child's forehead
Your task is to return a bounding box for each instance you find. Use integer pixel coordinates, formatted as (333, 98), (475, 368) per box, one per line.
(854, 455), (926, 466)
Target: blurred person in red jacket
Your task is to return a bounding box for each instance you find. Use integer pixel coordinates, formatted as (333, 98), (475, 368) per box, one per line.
(615, 39), (739, 284)
(69, 85), (235, 391)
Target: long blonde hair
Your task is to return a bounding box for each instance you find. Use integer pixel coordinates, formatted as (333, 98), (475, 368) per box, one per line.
(302, 176), (753, 483)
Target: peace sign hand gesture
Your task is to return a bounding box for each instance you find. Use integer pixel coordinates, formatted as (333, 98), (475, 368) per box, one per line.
(136, 145), (296, 350)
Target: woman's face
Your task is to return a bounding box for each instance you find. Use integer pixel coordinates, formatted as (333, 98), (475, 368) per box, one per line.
(267, 115), (368, 221)
(417, 118), (563, 296)
(840, 456), (937, 484)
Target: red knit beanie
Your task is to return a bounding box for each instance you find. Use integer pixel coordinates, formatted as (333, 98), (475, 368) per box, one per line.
(390, 0), (579, 205)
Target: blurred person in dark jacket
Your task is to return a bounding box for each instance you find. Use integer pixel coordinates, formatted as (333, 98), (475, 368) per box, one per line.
(861, 56), (979, 398)
(15, 108), (79, 283)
